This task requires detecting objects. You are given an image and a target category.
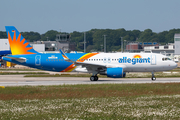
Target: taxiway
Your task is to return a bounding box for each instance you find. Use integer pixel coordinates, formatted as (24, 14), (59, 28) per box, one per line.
(0, 75), (180, 86)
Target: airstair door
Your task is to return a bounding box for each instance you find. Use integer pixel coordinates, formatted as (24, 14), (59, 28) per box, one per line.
(151, 55), (156, 65)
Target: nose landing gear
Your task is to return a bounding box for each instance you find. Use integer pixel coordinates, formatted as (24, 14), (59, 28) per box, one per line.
(151, 72), (156, 81)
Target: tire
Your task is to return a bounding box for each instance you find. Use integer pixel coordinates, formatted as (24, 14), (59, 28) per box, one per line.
(94, 76), (98, 81)
(151, 77), (156, 81)
(90, 76), (95, 81)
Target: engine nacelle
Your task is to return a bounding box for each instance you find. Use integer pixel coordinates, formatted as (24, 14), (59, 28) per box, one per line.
(107, 67), (124, 78)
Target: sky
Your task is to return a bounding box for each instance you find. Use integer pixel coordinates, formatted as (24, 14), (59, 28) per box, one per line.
(0, 0), (180, 34)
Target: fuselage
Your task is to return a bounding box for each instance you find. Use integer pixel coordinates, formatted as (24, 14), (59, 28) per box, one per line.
(3, 52), (177, 73)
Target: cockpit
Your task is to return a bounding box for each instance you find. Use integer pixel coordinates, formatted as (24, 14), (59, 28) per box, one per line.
(162, 57), (171, 61)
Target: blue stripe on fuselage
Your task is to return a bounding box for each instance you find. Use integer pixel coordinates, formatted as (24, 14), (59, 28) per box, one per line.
(3, 53), (87, 72)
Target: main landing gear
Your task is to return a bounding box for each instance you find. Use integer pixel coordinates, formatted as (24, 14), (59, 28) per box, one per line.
(90, 76), (98, 81)
(151, 72), (156, 81)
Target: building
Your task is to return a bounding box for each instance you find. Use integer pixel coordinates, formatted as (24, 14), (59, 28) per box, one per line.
(125, 42), (159, 53)
(0, 39), (11, 58)
(144, 43), (174, 56)
(174, 33), (180, 55)
(125, 42), (143, 52)
(0, 39), (11, 67)
(56, 33), (76, 52)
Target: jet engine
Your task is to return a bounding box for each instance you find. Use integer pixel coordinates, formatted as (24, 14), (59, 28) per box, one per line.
(106, 67), (125, 78)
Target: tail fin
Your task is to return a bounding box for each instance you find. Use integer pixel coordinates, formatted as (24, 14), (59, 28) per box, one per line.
(5, 26), (38, 55)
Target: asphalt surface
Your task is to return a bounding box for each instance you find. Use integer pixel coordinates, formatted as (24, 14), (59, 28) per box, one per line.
(0, 75), (180, 86)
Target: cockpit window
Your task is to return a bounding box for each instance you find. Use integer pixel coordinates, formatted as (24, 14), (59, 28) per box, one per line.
(162, 57), (171, 61)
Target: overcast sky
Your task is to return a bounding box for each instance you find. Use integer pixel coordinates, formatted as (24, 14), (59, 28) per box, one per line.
(0, 0), (180, 34)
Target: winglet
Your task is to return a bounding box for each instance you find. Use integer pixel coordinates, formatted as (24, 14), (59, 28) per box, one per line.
(59, 49), (70, 61)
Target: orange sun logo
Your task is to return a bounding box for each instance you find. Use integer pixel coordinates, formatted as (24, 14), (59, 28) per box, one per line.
(8, 32), (35, 55)
(133, 55), (141, 58)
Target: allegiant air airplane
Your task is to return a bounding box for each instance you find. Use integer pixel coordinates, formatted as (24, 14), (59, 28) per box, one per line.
(2, 26), (177, 81)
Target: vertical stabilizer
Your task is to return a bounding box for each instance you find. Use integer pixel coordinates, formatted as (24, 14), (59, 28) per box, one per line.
(5, 26), (38, 55)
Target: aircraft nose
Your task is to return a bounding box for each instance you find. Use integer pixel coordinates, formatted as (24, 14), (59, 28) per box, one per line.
(172, 62), (178, 69)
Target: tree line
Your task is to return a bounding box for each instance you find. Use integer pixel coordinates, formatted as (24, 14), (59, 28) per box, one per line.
(0, 28), (180, 52)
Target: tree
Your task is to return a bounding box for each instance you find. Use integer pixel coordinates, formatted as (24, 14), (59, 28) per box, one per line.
(0, 31), (7, 38)
(21, 32), (41, 42)
(41, 30), (59, 41)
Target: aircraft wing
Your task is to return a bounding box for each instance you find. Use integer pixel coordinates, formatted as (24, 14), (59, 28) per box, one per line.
(60, 49), (126, 74)
(75, 61), (126, 68)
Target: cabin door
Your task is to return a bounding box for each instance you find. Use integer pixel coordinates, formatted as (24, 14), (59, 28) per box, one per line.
(151, 55), (156, 65)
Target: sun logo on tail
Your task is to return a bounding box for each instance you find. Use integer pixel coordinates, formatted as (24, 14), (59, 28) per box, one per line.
(8, 31), (35, 55)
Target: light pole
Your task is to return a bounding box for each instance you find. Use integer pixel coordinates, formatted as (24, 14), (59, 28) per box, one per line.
(121, 37), (123, 53)
(103, 35), (106, 53)
(100, 44), (103, 52)
(124, 40), (127, 52)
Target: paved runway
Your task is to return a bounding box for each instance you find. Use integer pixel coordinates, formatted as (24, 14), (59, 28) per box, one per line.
(0, 75), (180, 86)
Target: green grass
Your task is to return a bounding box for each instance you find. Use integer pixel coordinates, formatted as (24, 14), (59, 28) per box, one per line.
(0, 68), (41, 71)
(1, 84), (180, 119)
(0, 72), (48, 75)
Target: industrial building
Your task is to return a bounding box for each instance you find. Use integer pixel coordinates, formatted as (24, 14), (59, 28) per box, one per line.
(174, 33), (180, 55)
(0, 39), (11, 67)
(125, 42), (158, 53)
(144, 43), (174, 56)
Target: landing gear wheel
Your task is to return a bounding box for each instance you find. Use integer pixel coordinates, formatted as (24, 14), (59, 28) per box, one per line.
(151, 72), (156, 81)
(90, 76), (99, 81)
(90, 76), (95, 81)
(151, 77), (156, 81)
(94, 76), (98, 81)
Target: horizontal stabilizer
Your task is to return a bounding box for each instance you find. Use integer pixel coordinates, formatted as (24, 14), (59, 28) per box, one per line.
(3, 56), (26, 63)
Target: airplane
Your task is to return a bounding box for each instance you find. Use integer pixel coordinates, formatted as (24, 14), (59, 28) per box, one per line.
(2, 26), (177, 81)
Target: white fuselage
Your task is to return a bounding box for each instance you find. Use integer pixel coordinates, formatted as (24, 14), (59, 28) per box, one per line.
(74, 53), (177, 73)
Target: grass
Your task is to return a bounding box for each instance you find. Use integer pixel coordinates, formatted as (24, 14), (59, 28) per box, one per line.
(1, 83), (180, 100)
(0, 68), (41, 71)
(0, 72), (48, 75)
(1, 84), (180, 119)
